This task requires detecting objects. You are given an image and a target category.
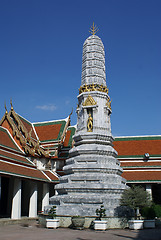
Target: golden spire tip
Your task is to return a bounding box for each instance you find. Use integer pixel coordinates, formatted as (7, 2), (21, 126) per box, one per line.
(89, 22), (99, 35)
(4, 102), (8, 114)
(10, 99), (13, 110)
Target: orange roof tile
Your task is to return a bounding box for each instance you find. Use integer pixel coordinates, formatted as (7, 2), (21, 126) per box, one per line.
(0, 160), (49, 182)
(0, 127), (21, 152)
(122, 170), (161, 182)
(34, 120), (66, 142)
(0, 149), (33, 166)
(114, 137), (161, 157)
(64, 130), (71, 147)
(43, 170), (59, 182)
(64, 126), (76, 147)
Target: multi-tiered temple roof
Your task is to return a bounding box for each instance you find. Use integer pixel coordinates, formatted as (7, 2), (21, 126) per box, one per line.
(0, 104), (75, 181)
(114, 136), (161, 183)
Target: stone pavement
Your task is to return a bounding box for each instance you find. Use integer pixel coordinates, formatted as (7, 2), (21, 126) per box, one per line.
(0, 223), (161, 240)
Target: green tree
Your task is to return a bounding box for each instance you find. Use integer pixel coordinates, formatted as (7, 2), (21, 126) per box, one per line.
(96, 205), (106, 220)
(48, 206), (57, 219)
(120, 185), (151, 219)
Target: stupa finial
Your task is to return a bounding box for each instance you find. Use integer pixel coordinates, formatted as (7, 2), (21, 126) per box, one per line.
(89, 22), (99, 35)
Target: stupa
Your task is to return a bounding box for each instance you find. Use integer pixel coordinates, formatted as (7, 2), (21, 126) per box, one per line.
(50, 24), (126, 217)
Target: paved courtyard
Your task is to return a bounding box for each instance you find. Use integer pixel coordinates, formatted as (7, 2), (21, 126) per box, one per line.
(0, 223), (161, 240)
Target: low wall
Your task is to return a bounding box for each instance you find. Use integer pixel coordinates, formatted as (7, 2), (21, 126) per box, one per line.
(0, 217), (38, 227)
(39, 214), (129, 229)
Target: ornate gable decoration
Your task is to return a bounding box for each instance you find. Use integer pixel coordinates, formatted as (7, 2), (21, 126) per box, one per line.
(0, 102), (73, 159)
(106, 97), (112, 110)
(82, 95), (97, 107)
(0, 104), (49, 158)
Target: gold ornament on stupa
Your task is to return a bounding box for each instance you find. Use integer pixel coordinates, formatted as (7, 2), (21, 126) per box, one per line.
(89, 22), (99, 35)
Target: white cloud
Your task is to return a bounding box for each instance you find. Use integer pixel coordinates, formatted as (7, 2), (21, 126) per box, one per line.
(36, 104), (57, 111)
(65, 100), (70, 105)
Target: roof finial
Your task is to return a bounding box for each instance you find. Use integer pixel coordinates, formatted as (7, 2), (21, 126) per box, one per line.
(4, 102), (8, 115)
(69, 108), (73, 118)
(10, 99), (13, 110)
(89, 22), (99, 35)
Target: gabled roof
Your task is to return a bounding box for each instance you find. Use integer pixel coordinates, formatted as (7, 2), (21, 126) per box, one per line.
(33, 114), (74, 157)
(0, 127), (36, 167)
(114, 135), (161, 183)
(18, 114), (37, 140)
(64, 126), (76, 147)
(0, 126), (59, 182)
(0, 104), (75, 159)
(0, 108), (50, 158)
(33, 119), (68, 143)
(0, 127), (23, 153)
(0, 104), (75, 182)
(114, 135), (161, 158)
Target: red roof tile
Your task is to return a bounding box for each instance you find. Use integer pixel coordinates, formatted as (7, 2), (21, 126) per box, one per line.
(64, 127), (76, 147)
(0, 149), (33, 166)
(122, 170), (161, 181)
(43, 170), (59, 182)
(0, 127), (21, 152)
(114, 138), (161, 157)
(0, 160), (49, 182)
(34, 121), (66, 142)
(64, 130), (71, 147)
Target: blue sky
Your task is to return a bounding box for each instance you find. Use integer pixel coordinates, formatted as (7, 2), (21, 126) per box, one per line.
(0, 0), (161, 136)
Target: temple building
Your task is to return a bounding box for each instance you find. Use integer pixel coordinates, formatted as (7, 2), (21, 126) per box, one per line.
(114, 136), (161, 204)
(0, 26), (161, 220)
(0, 104), (75, 219)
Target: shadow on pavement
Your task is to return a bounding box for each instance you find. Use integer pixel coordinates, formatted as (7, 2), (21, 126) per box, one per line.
(113, 228), (161, 240)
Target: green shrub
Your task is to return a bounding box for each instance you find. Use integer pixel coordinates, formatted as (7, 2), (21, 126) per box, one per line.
(48, 206), (56, 219)
(96, 205), (106, 220)
(153, 204), (161, 218)
(120, 185), (152, 219)
(141, 206), (156, 219)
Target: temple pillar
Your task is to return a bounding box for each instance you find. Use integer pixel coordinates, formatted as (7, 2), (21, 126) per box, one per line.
(0, 176), (1, 201)
(146, 184), (152, 200)
(7, 177), (14, 216)
(11, 178), (21, 219)
(29, 182), (37, 217)
(42, 183), (49, 212)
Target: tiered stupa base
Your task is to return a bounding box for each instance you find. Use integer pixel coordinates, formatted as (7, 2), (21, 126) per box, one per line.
(49, 133), (126, 217)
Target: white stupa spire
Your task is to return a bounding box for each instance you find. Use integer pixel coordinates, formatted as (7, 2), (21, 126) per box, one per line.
(81, 34), (106, 86)
(48, 25), (127, 221)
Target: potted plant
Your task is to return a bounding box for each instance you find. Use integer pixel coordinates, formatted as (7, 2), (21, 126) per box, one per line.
(141, 206), (156, 228)
(71, 215), (85, 230)
(94, 205), (107, 230)
(120, 185), (151, 230)
(46, 206), (60, 229)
